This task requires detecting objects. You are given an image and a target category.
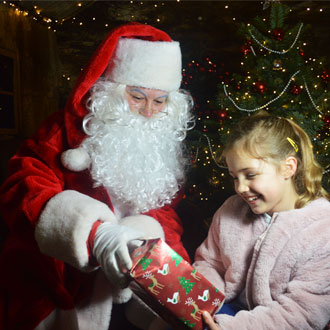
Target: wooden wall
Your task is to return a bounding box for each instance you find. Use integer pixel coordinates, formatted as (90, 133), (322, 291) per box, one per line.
(0, 3), (61, 182)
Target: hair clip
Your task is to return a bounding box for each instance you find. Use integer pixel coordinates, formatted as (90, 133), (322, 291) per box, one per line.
(287, 137), (299, 153)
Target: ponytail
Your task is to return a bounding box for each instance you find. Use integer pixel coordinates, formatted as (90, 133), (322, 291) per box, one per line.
(285, 118), (329, 207)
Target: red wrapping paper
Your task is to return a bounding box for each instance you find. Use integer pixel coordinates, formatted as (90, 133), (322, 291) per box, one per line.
(129, 238), (225, 330)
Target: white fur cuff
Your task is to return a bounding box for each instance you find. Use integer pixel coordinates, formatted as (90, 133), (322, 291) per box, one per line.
(35, 190), (117, 271)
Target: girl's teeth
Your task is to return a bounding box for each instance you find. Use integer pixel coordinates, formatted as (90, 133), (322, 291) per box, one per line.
(248, 196), (257, 201)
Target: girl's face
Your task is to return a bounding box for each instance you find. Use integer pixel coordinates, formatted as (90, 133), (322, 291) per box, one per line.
(125, 86), (168, 118)
(226, 148), (298, 215)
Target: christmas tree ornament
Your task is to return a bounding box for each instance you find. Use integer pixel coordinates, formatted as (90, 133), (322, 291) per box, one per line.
(299, 48), (305, 57)
(273, 59), (283, 71)
(271, 27), (285, 41)
(241, 44), (251, 56)
(254, 81), (267, 93)
(323, 115), (330, 128)
(321, 70), (330, 83)
(213, 109), (227, 120)
(218, 108), (228, 119)
(291, 84), (302, 95)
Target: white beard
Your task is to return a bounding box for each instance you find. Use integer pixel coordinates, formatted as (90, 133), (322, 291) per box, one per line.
(81, 110), (185, 214)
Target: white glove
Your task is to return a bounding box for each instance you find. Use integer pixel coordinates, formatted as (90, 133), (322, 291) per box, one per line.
(93, 222), (145, 288)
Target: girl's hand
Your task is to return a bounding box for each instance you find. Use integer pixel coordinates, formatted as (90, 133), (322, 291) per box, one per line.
(202, 311), (221, 330)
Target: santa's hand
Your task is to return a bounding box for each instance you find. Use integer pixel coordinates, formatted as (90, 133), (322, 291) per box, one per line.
(202, 311), (221, 330)
(93, 222), (144, 287)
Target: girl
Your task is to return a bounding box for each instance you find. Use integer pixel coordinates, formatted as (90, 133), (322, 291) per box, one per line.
(195, 111), (330, 330)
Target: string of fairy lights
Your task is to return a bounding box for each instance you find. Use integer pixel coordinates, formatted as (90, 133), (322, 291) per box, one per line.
(3, 0), (330, 201)
(2, 0), (179, 31)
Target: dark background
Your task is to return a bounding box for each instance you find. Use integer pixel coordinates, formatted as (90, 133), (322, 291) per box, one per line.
(15, 1), (330, 106)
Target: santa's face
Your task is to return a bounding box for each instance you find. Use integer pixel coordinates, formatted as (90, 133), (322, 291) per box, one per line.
(81, 83), (190, 214)
(125, 86), (168, 118)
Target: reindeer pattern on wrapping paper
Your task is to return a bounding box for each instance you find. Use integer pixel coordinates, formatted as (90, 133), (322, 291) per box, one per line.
(148, 274), (165, 295)
(185, 297), (202, 321)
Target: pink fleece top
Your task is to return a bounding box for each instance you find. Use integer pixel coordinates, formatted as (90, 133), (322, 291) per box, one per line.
(193, 195), (330, 330)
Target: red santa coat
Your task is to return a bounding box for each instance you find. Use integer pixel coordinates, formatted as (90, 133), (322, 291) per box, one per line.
(0, 23), (189, 330)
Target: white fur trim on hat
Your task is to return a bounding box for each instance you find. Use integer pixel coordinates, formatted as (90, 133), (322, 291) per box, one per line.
(61, 147), (91, 172)
(106, 38), (182, 92)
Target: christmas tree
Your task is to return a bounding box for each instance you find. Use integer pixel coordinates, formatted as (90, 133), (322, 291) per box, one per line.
(184, 2), (330, 218)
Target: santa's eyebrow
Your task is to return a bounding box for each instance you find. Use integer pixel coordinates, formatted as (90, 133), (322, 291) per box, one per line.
(128, 88), (168, 100)
(155, 94), (168, 100)
(129, 88), (147, 97)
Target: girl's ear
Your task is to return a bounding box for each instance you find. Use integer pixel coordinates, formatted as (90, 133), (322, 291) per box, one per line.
(282, 156), (298, 179)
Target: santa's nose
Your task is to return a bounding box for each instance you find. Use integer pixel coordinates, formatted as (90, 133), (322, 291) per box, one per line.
(139, 101), (153, 118)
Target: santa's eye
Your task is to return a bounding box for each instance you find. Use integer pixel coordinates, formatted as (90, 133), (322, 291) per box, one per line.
(132, 95), (143, 100)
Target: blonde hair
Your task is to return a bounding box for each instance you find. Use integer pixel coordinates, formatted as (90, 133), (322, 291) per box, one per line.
(222, 111), (329, 208)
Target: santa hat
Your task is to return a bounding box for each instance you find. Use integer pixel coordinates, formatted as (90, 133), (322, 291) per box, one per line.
(62, 23), (182, 172)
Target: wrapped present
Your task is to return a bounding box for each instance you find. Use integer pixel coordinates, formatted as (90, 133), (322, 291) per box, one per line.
(129, 238), (225, 330)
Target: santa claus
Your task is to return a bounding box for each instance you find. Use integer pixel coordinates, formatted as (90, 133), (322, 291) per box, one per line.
(0, 23), (194, 330)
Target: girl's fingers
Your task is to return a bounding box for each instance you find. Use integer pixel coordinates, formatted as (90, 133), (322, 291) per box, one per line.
(202, 311), (220, 330)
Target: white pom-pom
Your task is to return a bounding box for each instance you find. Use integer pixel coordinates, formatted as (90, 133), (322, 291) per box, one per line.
(61, 148), (91, 172)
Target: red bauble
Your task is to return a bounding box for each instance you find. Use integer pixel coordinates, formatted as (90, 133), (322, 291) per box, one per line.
(213, 109), (227, 120)
(321, 70), (330, 82)
(323, 115), (330, 128)
(212, 109), (227, 120)
(255, 81), (267, 94)
(271, 28), (285, 41)
(291, 84), (302, 95)
(219, 109), (227, 119)
(299, 48), (305, 57)
(240, 44), (251, 56)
